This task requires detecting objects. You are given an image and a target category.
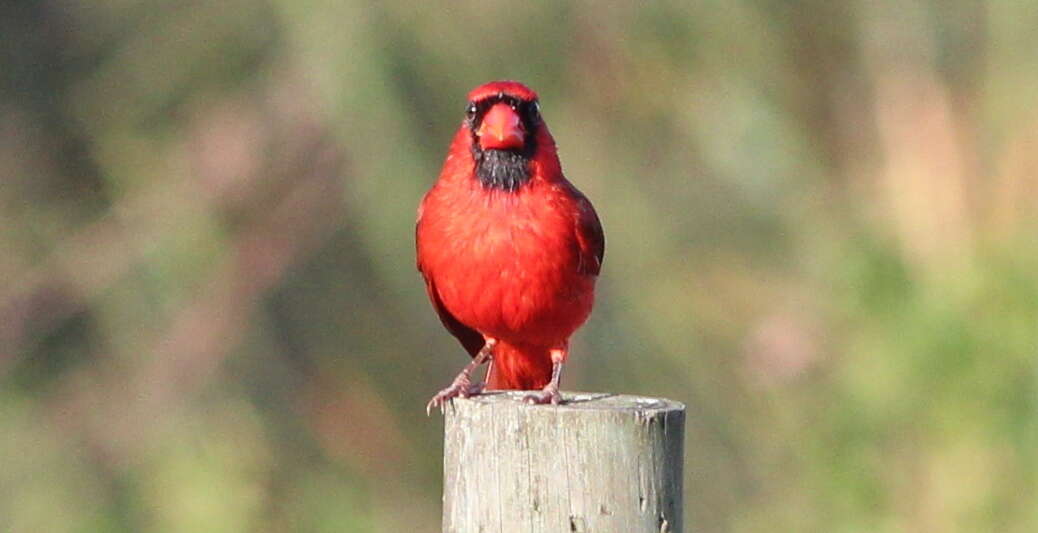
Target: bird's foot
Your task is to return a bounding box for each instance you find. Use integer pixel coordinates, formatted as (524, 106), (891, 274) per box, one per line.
(426, 375), (486, 415)
(524, 383), (562, 405)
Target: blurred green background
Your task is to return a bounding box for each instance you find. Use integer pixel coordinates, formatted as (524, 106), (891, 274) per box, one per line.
(3, 1), (1037, 531)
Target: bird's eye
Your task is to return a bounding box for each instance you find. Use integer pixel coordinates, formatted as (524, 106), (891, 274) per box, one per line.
(527, 101), (541, 121)
(466, 103), (477, 117)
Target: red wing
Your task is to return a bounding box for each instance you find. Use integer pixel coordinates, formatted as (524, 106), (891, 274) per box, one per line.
(574, 193), (605, 276)
(417, 210), (484, 358)
(420, 275), (485, 357)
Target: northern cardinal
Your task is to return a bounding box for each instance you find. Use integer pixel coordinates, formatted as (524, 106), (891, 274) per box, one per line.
(417, 81), (604, 413)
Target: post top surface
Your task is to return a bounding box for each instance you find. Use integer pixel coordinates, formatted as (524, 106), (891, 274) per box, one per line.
(450, 391), (685, 414)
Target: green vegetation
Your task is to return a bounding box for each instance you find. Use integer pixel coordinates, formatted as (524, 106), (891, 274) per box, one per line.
(2, 1), (1036, 531)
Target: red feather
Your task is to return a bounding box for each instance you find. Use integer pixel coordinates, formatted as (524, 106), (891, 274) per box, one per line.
(417, 81), (604, 390)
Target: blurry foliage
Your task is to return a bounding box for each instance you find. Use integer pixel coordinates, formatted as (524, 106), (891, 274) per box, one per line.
(2, 0), (1037, 531)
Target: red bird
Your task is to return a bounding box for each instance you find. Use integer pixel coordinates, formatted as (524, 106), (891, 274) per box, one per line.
(417, 81), (604, 413)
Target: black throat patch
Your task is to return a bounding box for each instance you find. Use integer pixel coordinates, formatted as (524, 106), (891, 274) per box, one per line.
(465, 94), (541, 192)
(472, 147), (534, 192)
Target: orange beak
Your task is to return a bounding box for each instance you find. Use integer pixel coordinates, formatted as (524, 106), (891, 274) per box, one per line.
(477, 103), (525, 150)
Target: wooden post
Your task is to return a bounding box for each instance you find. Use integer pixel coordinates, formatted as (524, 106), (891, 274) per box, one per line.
(443, 392), (685, 533)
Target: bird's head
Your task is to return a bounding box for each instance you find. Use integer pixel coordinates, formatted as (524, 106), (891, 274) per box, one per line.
(462, 81), (549, 191)
(466, 81), (540, 151)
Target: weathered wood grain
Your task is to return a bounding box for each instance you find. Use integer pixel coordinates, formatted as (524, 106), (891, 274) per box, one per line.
(443, 392), (685, 533)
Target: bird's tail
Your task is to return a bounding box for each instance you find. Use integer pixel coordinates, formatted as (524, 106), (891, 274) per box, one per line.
(487, 340), (553, 390)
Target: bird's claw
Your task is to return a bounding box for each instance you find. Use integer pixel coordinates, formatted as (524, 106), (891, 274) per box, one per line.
(425, 376), (486, 416)
(524, 385), (562, 405)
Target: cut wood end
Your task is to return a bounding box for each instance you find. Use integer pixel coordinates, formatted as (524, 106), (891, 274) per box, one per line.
(448, 391), (685, 414)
